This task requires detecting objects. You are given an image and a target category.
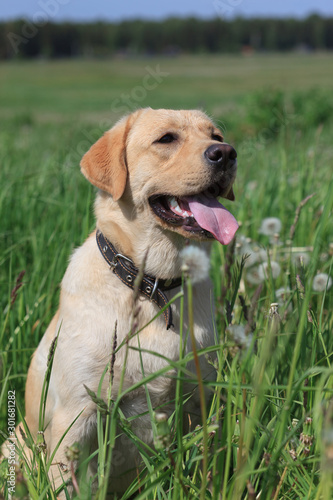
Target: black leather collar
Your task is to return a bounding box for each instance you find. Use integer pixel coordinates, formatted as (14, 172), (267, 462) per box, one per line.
(96, 230), (182, 329)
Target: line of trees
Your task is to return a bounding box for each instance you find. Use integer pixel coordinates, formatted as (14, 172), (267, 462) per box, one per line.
(1, 15), (333, 59)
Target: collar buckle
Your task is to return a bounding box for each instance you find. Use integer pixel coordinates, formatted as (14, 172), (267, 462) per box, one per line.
(97, 230), (177, 329)
(110, 252), (134, 271)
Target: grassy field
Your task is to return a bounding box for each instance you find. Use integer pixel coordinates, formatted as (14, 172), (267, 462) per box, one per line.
(1, 53), (333, 120)
(0, 53), (333, 499)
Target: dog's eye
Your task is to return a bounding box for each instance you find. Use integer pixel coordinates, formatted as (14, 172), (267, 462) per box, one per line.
(157, 133), (176, 144)
(212, 134), (223, 142)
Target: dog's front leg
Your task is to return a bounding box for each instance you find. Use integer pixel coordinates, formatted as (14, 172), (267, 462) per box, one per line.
(44, 403), (98, 497)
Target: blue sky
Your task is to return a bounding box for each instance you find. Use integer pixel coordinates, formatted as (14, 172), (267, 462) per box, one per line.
(1, 0), (332, 21)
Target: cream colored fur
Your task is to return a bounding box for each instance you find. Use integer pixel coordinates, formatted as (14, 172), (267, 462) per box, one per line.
(3, 108), (237, 496)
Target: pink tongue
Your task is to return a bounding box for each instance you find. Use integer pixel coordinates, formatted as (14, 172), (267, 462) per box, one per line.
(185, 194), (239, 245)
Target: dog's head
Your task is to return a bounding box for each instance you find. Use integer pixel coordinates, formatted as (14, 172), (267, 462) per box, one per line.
(81, 108), (238, 246)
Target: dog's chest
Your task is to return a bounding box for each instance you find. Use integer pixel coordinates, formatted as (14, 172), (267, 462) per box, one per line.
(57, 237), (215, 398)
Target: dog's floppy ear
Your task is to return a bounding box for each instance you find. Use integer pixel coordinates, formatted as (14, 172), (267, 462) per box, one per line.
(80, 114), (134, 201)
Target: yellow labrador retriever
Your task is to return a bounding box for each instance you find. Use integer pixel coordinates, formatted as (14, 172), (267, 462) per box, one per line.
(8, 108), (238, 494)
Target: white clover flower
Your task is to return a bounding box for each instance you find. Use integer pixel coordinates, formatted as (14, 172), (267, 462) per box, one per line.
(292, 252), (310, 267)
(259, 217), (282, 236)
(180, 245), (210, 284)
(258, 261), (281, 281)
(226, 324), (252, 350)
(312, 273), (332, 292)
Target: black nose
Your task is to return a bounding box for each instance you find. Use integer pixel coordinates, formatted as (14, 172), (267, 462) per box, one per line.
(204, 143), (237, 169)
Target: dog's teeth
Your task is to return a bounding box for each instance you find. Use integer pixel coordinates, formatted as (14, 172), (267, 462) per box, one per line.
(168, 196), (192, 218)
(169, 196), (178, 209)
(169, 197), (182, 215)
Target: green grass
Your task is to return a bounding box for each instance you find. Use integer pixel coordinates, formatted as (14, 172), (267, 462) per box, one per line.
(0, 54), (333, 499)
(1, 53), (333, 120)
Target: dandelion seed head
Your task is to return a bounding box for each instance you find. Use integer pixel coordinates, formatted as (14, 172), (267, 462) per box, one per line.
(236, 237), (256, 267)
(292, 252), (310, 267)
(246, 267), (263, 285)
(236, 236), (267, 269)
(258, 261), (281, 281)
(259, 217), (282, 236)
(236, 235), (251, 253)
(269, 235), (283, 247)
(226, 324), (252, 350)
(320, 252), (329, 262)
(236, 235), (251, 247)
(312, 273), (332, 292)
(276, 286), (292, 312)
(243, 252), (258, 268)
(254, 247), (268, 263)
(276, 286), (291, 302)
(180, 245), (210, 284)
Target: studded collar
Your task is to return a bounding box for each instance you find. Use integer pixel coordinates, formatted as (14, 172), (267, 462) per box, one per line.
(96, 230), (182, 329)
